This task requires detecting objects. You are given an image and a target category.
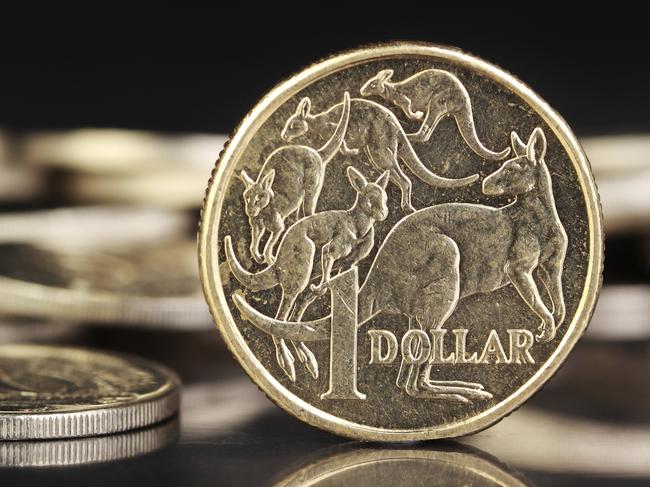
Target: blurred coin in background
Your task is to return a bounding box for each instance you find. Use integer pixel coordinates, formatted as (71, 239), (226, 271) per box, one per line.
(20, 129), (225, 174)
(0, 241), (210, 329)
(0, 206), (193, 251)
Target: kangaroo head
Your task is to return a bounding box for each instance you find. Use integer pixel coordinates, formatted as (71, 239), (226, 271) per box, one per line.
(347, 166), (390, 222)
(281, 97), (311, 143)
(360, 69), (394, 97)
(482, 127), (547, 197)
(241, 169), (274, 218)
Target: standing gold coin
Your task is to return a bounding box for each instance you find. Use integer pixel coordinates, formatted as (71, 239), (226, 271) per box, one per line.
(199, 43), (603, 441)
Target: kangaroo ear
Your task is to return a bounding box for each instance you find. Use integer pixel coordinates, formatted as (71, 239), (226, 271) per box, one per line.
(375, 170), (390, 190)
(240, 170), (255, 189)
(378, 69), (394, 83)
(296, 97), (311, 118)
(526, 127), (547, 164)
(346, 166), (367, 192)
(260, 169), (275, 191)
(511, 131), (527, 157)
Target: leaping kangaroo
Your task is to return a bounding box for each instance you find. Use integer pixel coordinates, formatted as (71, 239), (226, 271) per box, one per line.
(241, 92), (351, 264)
(360, 68), (510, 159)
(231, 127), (568, 402)
(225, 167), (390, 383)
(281, 96), (478, 214)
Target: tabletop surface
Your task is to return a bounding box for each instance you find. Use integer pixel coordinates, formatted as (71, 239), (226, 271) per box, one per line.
(0, 326), (647, 486)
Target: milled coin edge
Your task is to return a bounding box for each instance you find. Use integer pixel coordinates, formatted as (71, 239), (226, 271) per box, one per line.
(0, 345), (181, 440)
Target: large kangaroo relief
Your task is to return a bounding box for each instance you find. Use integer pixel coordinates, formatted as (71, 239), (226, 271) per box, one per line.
(361, 68), (510, 159)
(231, 127), (568, 403)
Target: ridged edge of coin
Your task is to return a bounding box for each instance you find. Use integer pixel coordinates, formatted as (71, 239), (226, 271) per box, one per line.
(0, 418), (179, 467)
(0, 390), (179, 440)
(0, 345), (181, 440)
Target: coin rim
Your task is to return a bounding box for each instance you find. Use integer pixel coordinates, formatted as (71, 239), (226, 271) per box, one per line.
(0, 417), (180, 467)
(199, 42), (604, 441)
(0, 345), (181, 440)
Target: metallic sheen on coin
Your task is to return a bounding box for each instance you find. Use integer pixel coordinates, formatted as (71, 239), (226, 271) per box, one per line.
(0, 345), (180, 440)
(0, 418), (179, 467)
(199, 43), (604, 440)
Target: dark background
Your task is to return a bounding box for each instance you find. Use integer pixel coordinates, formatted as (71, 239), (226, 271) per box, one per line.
(1, 11), (648, 135)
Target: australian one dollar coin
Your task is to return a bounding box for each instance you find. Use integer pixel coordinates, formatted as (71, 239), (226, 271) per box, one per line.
(199, 43), (604, 440)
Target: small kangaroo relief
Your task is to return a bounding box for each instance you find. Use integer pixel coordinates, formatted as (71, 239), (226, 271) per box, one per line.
(360, 69), (510, 159)
(232, 127), (568, 403)
(241, 92), (351, 265)
(225, 167), (390, 383)
(280, 95), (478, 215)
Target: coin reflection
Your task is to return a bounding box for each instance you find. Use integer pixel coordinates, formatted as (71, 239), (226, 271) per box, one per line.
(0, 417), (179, 468)
(273, 444), (529, 487)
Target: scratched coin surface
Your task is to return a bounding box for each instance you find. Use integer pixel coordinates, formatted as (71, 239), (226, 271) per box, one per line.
(0, 345), (180, 440)
(199, 43), (603, 440)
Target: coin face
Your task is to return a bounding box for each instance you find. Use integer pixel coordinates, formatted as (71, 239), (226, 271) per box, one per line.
(0, 345), (180, 439)
(199, 43), (603, 441)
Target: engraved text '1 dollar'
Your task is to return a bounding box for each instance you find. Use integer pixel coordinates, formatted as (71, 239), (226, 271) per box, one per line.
(199, 43), (603, 441)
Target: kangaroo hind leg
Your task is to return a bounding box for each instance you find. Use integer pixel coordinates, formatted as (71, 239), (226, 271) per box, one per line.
(407, 96), (448, 143)
(272, 291), (300, 382)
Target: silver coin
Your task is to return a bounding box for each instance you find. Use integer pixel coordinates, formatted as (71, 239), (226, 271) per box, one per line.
(0, 319), (82, 344)
(586, 285), (650, 341)
(0, 241), (210, 328)
(0, 417), (179, 467)
(62, 168), (213, 209)
(582, 134), (650, 176)
(0, 165), (44, 202)
(0, 206), (191, 252)
(21, 129), (225, 174)
(0, 345), (180, 440)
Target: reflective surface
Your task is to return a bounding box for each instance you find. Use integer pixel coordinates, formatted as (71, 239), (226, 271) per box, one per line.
(1, 328), (647, 485)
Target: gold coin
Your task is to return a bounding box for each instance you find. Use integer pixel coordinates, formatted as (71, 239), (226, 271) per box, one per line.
(199, 42), (604, 441)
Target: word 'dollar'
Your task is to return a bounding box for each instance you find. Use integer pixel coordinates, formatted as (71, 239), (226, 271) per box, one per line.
(368, 328), (535, 366)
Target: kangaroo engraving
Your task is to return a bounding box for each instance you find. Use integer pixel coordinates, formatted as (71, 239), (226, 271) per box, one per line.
(280, 96), (478, 214)
(232, 128), (567, 402)
(224, 167), (390, 382)
(241, 92), (351, 264)
(360, 68), (510, 159)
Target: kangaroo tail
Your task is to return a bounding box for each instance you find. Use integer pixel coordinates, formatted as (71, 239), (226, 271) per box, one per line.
(224, 236), (277, 291)
(233, 291), (330, 342)
(317, 91), (351, 163)
(397, 132), (479, 188)
(454, 103), (510, 160)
